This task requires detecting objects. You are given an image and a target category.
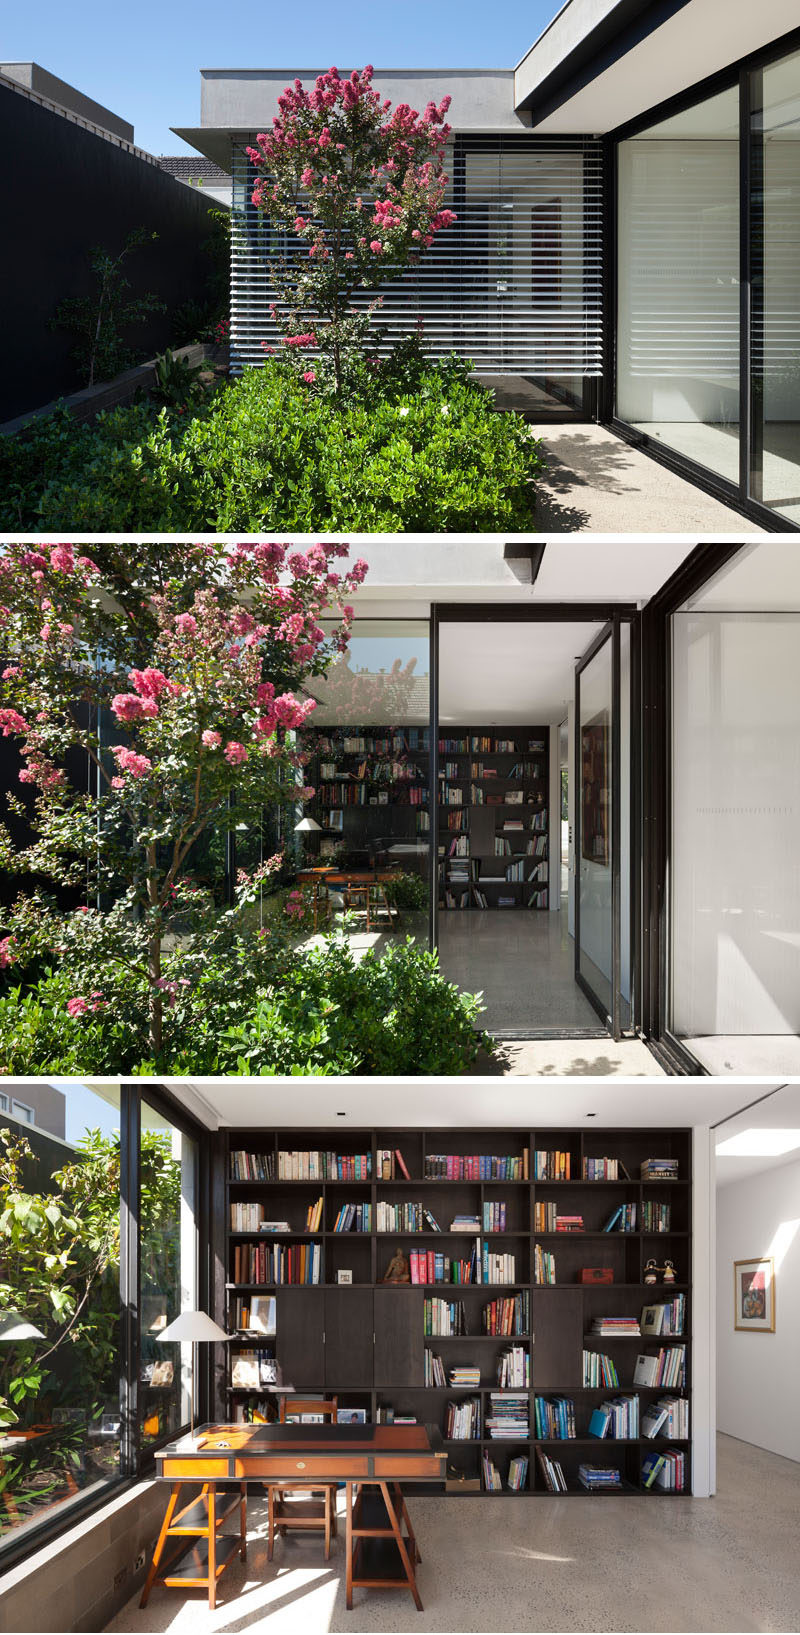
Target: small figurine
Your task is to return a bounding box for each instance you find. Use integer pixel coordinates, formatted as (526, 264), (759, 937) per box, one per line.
(382, 1247), (411, 1284)
(644, 1259), (659, 1284)
(662, 1259), (676, 1284)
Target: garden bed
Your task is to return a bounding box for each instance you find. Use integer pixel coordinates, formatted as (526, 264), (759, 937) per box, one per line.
(0, 355), (544, 532)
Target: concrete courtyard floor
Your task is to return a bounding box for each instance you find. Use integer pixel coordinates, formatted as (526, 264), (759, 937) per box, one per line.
(530, 422), (766, 533)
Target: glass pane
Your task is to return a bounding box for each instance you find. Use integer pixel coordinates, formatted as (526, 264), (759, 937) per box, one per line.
(617, 86), (740, 483)
(578, 635), (613, 1019)
(139, 1103), (197, 1450)
(753, 48), (800, 523)
(300, 620), (431, 945)
(0, 1087), (121, 1555)
(670, 549), (800, 1071)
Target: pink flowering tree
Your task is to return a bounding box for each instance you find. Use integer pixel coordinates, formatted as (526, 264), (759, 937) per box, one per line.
(248, 65), (456, 391)
(0, 539), (367, 1057)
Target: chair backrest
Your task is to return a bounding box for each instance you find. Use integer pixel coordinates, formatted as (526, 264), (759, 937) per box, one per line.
(280, 1396), (338, 1423)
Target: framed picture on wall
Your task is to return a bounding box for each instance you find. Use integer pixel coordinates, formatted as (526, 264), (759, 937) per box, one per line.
(734, 1257), (775, 1332)
(581, 712), (610, 865)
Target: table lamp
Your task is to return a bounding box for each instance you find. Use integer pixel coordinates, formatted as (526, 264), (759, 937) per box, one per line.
(157, 1310), (230, 1441)
(294, 816), (322, 835)
(0, 1312), (45, 1342)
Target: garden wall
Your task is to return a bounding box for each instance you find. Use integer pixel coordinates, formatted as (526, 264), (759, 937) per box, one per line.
(1, 77), (223, 420)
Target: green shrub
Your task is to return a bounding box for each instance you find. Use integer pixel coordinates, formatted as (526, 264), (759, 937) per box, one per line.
(0, 936), (487, 1077)
(0, 357), (543, 532)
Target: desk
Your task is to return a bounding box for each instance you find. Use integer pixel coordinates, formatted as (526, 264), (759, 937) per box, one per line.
(146, 1422), (445, 1611)
(297, 868), (400, 933)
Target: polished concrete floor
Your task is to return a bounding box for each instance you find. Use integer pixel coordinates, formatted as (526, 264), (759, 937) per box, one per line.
(529, 422), (765, 532)
(107, 1435), (800, 1633)
(437, 907), (604, 1036)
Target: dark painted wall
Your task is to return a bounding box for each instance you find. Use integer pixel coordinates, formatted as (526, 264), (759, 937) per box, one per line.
(1, 83), (224, 420)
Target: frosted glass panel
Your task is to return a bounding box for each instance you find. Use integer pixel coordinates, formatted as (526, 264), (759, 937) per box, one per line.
(578, 634), (613, 1019)
(671, 612), (800, 1037)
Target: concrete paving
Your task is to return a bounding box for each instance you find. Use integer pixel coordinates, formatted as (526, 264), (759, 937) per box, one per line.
(530, 422), (765, 533)
(474, 1036), (665, 1077)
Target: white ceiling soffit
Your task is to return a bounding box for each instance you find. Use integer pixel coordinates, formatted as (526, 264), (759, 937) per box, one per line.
(682, 541), (800, 613)
(438, 619), (599, 722)
(163, 1079), (773, 1131)
(348, 540), (696, 607)
(518, 0), (800, 134)
(714, 1083), (800, 1186)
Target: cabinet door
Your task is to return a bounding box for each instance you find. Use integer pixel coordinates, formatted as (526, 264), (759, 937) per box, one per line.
(325, 1289), (373, 1388)
(373, 1287), (424, 1387)
(276, 1288), (325, 1390)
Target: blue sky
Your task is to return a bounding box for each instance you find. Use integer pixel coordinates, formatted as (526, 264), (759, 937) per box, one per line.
(3, 0), (563, 155)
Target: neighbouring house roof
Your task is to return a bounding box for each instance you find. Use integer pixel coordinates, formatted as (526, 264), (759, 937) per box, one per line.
(158, 154), (232, 188)
(0, 60), (133, 141)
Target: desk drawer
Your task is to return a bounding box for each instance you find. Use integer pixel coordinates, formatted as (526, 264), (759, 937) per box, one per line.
(373, 1457), (443, 1479)
(234, 1456), (368, 1480)
(162, 1458), (230, 1480)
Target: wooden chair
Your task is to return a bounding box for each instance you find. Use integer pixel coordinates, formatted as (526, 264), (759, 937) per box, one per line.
(267, 1397), (339, 1561)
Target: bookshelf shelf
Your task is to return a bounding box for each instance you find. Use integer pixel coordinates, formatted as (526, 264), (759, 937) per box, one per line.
(219, 1126), (692, 1498)
(438, 725), (550, 911)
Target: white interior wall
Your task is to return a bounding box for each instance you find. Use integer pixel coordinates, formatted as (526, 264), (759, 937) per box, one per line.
(693, 1127), (716, 1497)
(671, 611), (800, 1037)
(716, 1157), (800, 1462)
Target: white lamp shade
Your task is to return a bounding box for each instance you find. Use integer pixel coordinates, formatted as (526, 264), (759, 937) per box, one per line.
(294, 816), (322, 832)
(157, 1310), (230, 1344)
(0, 1312), (45, 1342)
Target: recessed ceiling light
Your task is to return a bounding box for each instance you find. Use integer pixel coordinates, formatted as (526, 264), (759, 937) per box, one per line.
(336, 1111), (346, 1117)
(586, 1112), (596, 1118)
(716, 1128), (800, 1158)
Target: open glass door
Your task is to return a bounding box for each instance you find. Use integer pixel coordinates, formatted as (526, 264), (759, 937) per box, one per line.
(575, 620), (624, 1036)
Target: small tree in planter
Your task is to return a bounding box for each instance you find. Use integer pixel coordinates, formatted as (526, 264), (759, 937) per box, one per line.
(248, 65), (456, 391)
(0, 539), (367, 1057)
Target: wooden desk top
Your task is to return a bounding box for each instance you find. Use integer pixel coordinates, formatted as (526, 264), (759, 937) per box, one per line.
(155, 1423), (444, 1483)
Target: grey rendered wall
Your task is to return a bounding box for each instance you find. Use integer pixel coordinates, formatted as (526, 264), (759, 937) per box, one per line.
(0, 81), (222, 420)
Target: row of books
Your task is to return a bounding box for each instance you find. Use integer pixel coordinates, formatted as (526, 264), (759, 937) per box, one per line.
(533, 1245), (557, 1285)
(231, 1203), (268, 1232)
(643, 1396), (689, 1439)
(633, 1347), (686, 1388)
(642, 1201), (672, 1232)
(305, 1198), (324, 1232)
(486, 1393), (529, 1439)
(535, 1396), (576, 1440)
(536, 1447), (568, 1492)
(582, 1157), (631, 1181)
(424, 1351), (447, 1388)
(533, 1149), (572, 1180)
(535, 1202), (578, 1232)
(483, 1202), (508, 1232)
(588, 1395), (639, 1439)
(424, 1298), (467, 1336)
(231, 1241), (321, 1284)
(316, 732), (428, 755)
(376, 1201), (440, 1233)
(409, 1250), (477, 1285)
(277, 1150), (373, 1180)
(582, 1349), (620, 1388)
(332, 1203), (372, 1233)
(440, 785), (464, 806)
(642, 1295), (685, 1336)
(481, 1292), (530, 1336)
(228, 1295), (276, 1333)
(591, 1316), (641, 1337)
(445, 1397), (481, 1440)
(376, 1148), (410, 1180)
(643, 1448), (686, 1489)
(482, 1452), (529, 1491)
(483, 1249), (517, 1284)
(424, 1152), (528, 1180)
(497, 1345), (530, 1388)
(230, 1150), (275, 1181)
(604, 1204), (639, 1232)
(319, 759), (424, 783)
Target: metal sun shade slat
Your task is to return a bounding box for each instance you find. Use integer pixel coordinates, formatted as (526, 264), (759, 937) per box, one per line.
(229, 137), (605, 378)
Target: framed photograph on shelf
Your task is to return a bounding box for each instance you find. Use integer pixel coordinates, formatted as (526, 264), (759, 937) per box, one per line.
(734, 1257), (775, 1332)
(336, 1409), (367, 1424)
(249, 1295), (276, 1336)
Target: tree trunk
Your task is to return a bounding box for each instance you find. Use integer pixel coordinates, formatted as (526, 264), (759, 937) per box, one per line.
(146, 846), (163, 1059)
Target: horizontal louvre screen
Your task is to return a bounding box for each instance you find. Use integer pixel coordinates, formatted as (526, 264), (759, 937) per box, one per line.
(230, 135), (604, 378)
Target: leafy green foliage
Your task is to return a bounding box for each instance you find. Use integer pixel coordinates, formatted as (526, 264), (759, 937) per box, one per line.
(49, 228), (166, 388)
(151, 348), (209, 408)
(0, 355), (543, 532)
(0, 932), (487, 1076)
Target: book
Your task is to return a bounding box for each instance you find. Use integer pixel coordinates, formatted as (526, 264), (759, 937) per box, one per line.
(395, 1148), (411, 1180)
(641, 1404), (669, 1439)
(588, 1406), (611, 1438)
(642, 1452), (667, 1489)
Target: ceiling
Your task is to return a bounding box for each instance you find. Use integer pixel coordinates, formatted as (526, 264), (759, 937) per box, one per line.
(132, 1079), (780, 1132)
(714, 1082), (800, 1187)
(439, 619), (599, 723)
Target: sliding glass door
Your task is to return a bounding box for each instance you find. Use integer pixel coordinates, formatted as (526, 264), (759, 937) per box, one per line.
(575, 620), (631, 1037)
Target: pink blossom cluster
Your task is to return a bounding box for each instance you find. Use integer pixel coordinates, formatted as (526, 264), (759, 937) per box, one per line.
(66, 992), (104, 1018)
(111, 745), (153, 779)
(0, 936), (17, 969)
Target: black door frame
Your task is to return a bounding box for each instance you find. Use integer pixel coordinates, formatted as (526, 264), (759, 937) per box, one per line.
(573, 617), (624, 1038)
(604, 24), (800, 536)
(639, 544), (747, 1073)
(432, 601), (639, 1040)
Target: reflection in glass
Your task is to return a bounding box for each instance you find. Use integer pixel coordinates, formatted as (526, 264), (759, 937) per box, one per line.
(617, 87), (740, 482)
(0, 1087), (121, 1553)
(300, 621), (431, 946)
(577, 636), (613, 1020)
(752, 48), (800, 523)
(139, 1102), (196, 1451)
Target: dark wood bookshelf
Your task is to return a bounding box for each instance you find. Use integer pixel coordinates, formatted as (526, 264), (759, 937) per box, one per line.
(303, 724), (430, 860)
(215, 1126), (692, 1498)
(437, 726), (550, 911)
